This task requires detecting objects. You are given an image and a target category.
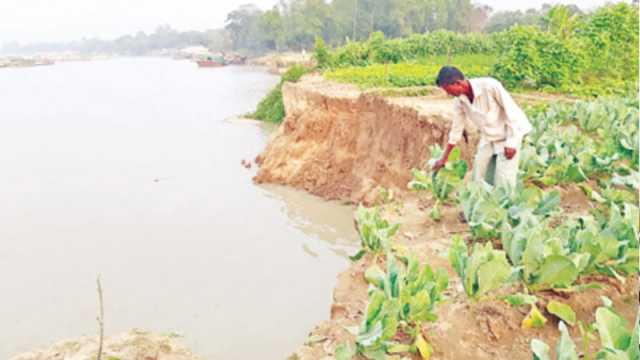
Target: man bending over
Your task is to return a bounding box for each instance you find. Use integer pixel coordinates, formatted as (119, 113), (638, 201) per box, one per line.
(432, 66), (532, 189)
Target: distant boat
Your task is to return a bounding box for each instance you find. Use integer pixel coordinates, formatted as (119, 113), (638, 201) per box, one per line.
(196, 59), (224, 68)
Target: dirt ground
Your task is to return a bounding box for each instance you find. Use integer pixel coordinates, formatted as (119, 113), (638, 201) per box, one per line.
(9, 330), (201, 360)
(290, 194), (639, 360)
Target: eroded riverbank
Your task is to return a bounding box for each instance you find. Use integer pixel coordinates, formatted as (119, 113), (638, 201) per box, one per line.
(251, 75), (639, 359)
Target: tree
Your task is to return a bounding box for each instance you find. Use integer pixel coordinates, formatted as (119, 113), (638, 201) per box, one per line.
(225, 4), (263, 51)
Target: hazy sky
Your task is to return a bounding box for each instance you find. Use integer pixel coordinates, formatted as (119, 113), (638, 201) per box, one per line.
(0, 0), (627, 44)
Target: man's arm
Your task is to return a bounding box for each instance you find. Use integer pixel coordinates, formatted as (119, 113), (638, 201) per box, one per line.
(433, 99), (466, 170)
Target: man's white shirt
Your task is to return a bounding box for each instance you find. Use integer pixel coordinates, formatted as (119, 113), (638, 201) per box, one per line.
(447, 77), (533, 152)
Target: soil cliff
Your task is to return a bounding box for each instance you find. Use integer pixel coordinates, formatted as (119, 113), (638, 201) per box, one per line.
(254, 75), (478, 203)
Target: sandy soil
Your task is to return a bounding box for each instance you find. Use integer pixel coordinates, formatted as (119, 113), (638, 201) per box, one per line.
(254, 75), (480, 204)
(9, 330), (201, 360)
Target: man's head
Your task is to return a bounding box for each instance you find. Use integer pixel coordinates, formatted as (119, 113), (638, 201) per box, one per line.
(436, 66), (468, 97)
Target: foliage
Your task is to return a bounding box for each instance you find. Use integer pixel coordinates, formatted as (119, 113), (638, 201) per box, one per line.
(251, 65), (309, 123)
(531, 322), (579, 360)
(409, 145), (468, 220)
(491, 4), (639, 96)
(547, 301), (577, 327)
(491, 25), (580, 90)
(574, 3), (640, 96)
(324, 61), (491, 89)
(595, 306), (640, 360)
(409, 145), (468, 200)
(355, 254), (448, 358)
(532, 301), (640, 360)
(350, 204), (400, 260)
(313, 36), (331, 69)
(448, 235), (512, 299)
(321, 30), (496, 69)
(521, 98), (640, 186)
(251, 87), (285, 123)
(570, 205), (640, 277)
(459, 182), (561, 241)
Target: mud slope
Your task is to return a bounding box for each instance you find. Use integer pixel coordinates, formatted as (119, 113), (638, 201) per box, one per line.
(254, 75), (478, 203)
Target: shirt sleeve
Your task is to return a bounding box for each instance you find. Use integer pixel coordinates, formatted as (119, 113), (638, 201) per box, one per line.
(447, 98), (466, 145)
(492, 81), (532, 149)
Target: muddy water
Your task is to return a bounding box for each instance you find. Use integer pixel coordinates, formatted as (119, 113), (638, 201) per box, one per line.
(0, 58), (358, 359)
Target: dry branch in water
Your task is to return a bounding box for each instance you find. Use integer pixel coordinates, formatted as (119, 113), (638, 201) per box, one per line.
(96, 276), (104, 360)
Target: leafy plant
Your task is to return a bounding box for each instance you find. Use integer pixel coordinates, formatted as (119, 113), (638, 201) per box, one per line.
(594, 305), (640, 360)
(459, 183), (560, 241)
(351, 204), (400, 260)
(531, 322), (578, 360)
(355, 254), (448, 358)
(448, 235), (512, 299)
(547, 301), (577, 327)
(531, 300), (640, 360)
(521, 98), (639, 185)
(409, 145), (468, 220)
(251, 65), (310, 123)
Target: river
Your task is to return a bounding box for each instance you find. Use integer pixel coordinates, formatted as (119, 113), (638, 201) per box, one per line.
(0, 58), (358, 359)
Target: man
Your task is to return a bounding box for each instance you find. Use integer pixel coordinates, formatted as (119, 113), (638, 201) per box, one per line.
(432, 66), (532, 189)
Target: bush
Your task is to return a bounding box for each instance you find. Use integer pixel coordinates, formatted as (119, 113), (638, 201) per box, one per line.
(491, 26), (580, 90)
(313, 36), (331, 69)
(491, 4), (638, 96)
(251, 65), (310, 123)
(324, 30), (495, 69)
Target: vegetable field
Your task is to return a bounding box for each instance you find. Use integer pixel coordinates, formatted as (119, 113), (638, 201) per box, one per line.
(332, 95), (639, 359)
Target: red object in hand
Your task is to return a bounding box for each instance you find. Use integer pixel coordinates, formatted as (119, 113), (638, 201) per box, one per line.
(504, 147), (517, 160)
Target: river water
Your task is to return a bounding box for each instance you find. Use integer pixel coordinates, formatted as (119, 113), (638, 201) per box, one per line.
(0, 58), (358, 359)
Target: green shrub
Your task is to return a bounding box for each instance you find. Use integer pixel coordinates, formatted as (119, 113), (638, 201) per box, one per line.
(324, 30), (495, 69)
(313, 36), (331, 69)
(251, 65), (309, 123)
(252, 88), (284, 123)
(491, 26), (581, 90)
(491, 4), (638, 96)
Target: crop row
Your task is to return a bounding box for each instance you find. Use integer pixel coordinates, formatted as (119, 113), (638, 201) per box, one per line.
(336, 98), (639, 359)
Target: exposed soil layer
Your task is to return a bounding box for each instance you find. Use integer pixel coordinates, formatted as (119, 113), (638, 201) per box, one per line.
(290, 195), (639, 360)
(254, 75), (479, 204)
(10, 330), (201, 360)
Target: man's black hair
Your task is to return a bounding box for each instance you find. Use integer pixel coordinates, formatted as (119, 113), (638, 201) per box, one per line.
(435, 66), (465, 87)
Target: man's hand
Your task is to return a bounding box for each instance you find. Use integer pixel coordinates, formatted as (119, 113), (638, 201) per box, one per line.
(432, 157), (447, 171)
(504, 147), (517, 160)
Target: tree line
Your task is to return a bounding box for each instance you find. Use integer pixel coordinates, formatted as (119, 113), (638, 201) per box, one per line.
(1, 0), (587, 56)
